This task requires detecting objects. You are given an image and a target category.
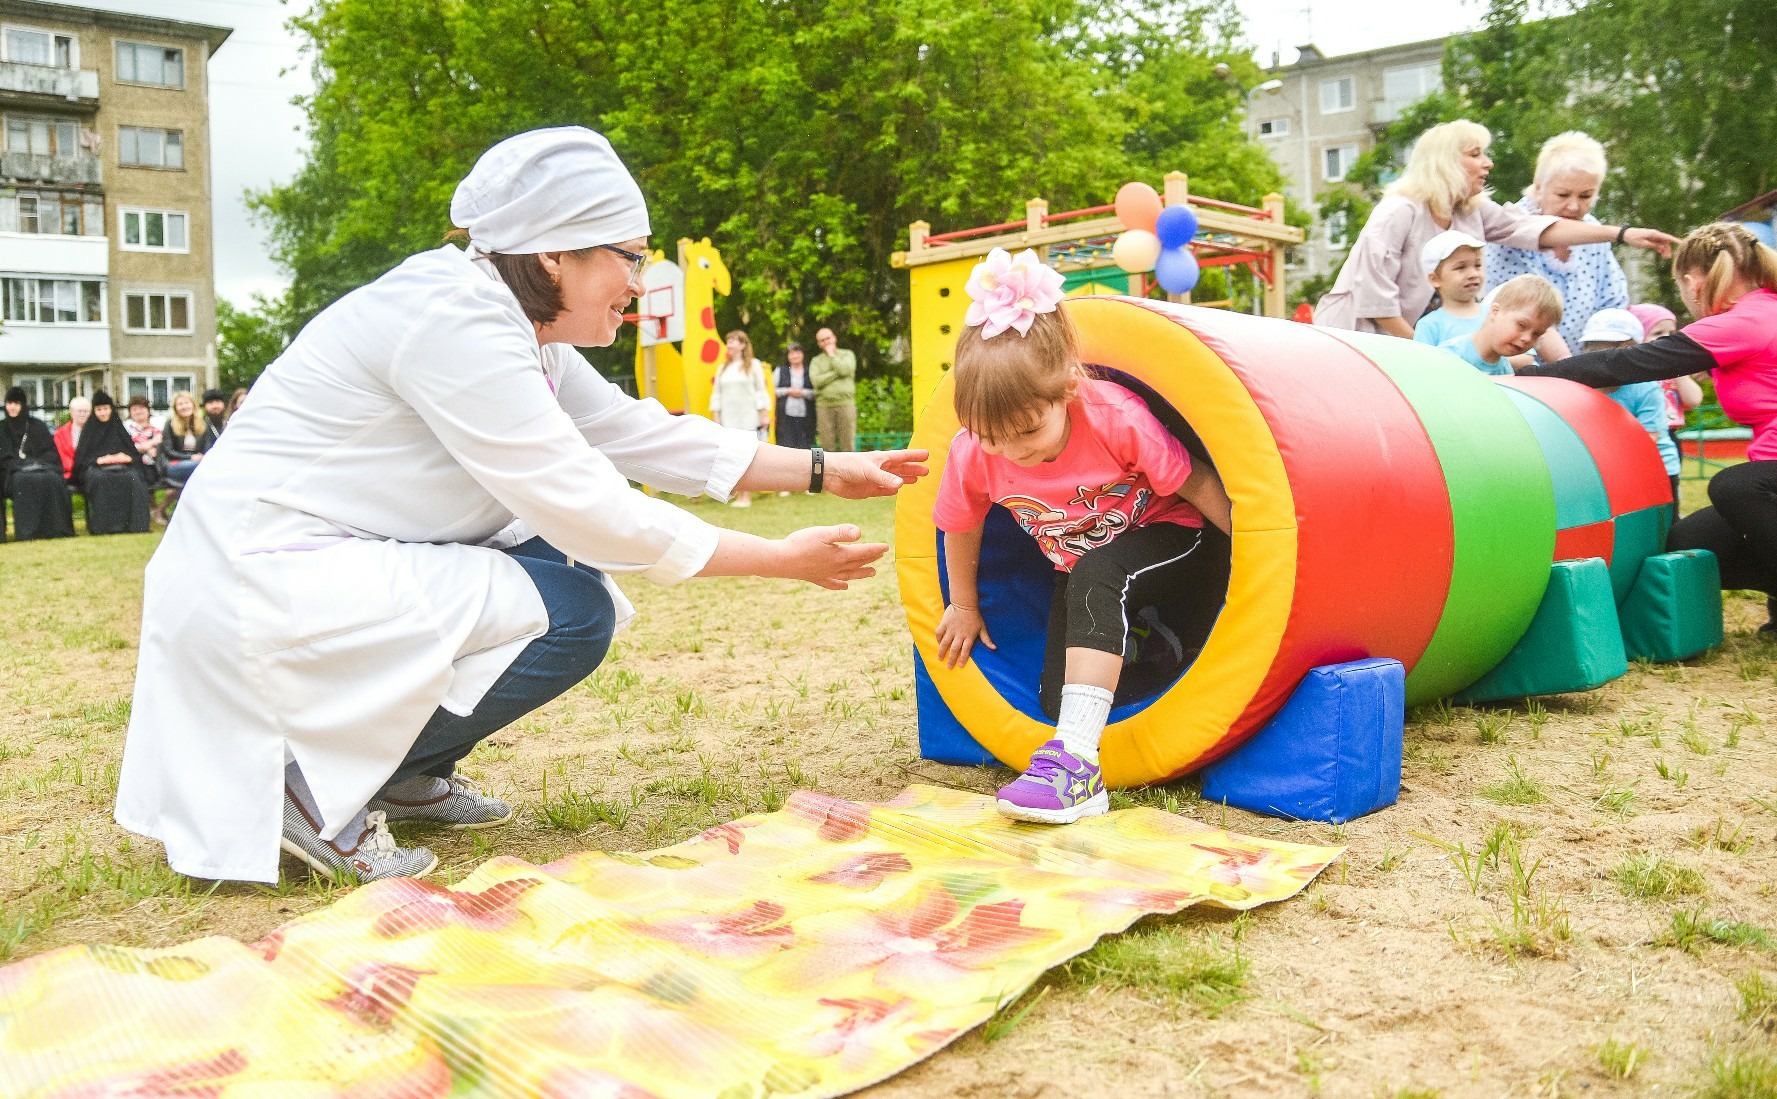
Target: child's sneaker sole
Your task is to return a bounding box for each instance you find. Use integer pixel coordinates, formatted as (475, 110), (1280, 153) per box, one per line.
(996, 789), (1109, 824)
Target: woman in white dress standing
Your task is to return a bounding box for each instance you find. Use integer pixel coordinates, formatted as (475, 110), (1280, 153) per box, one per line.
(114, 127), (927, 885)
(709, 330), (772, 507)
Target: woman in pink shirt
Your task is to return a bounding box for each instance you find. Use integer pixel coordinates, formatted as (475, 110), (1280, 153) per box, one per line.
(1315, 120), (1676, 343)
(1523, 223), (1777, 625)
(932, 249), (1233, 824)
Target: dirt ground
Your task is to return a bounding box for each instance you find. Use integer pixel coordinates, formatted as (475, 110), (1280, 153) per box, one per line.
(2, 490), (1774, 1096)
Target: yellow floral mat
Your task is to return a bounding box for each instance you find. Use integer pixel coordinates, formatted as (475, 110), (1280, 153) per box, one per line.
(0, 785), (1340, 1098)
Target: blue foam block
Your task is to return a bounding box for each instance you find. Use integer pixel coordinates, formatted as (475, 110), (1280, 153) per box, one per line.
(913, 649), (998, 766)
(1200, 657), (1405, 824)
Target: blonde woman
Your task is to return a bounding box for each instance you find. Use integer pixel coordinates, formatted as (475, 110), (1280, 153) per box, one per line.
(1485, 132), (1630, 354)
(1316, 120), (1677, 338)
(160, 390), (216, 490)
(709, 329), (772, 507)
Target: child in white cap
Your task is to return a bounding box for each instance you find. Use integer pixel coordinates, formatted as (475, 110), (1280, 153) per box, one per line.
(1413, 230), (1488, 347)
(1587, 307), (1682, 516)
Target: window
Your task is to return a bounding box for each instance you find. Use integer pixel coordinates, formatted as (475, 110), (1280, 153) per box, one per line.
(123, 290), (193, 333)
(1257, 118), (1290, 138)
(4, 115), (79, 157)
(115, 41), (184, 88)
(118, 126), (183, 169)
(1320, 76), (1355, 114)
(2, 26), (75, 68)
(124, 373), (197, 414)
(0, 190), (101, 235)
(120, 207), (188, 251)
(1323, 144), (1359, 182)
(1325, 210), (1350, 250)
(12, 374), (90, 415)
(1380, 63), (1441, 122)
(0, 277), (105, 324)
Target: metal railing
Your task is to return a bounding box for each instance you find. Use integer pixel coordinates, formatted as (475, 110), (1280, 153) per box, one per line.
(1674, 404), (1752, 481)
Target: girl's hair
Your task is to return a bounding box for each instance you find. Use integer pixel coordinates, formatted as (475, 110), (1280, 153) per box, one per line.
(167, 390), (206, 436)
(1388, 120), (1492, 221)
(1530, 131), (1608, 192)
(723, 330), (754, 367)
(443, 226), (598, 326)
(1490, 274), (1564, 326)
(1673, 222), (1777, 317)
(952, 310), (1086, 445)
(227, 387), (248, 419)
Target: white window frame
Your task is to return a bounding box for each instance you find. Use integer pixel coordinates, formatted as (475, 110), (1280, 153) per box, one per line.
(1320, 76), (1355, 114)
(123, 372), (197, 416)
(1257, 118), (1289, 138)
(114, 39), (185, 89)
(117, 125), (184, 170)
(0, 276), (107, 325)
(118, 206), (189, 253)
(121, 289), (194, 334)
(1, 23), (77, 69)
(1, 190), (102, 236)
(4, 114), (80, 158)
(1323, 144), (1359, 182)
(11, 373), (90, 416)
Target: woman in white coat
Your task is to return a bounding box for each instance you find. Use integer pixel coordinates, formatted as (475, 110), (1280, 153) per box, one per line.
(114, 127), (926, 885)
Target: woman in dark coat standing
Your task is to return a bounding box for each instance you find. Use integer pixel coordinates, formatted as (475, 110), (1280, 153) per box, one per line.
(1, 388), (75, 541)
(73, 391), (151, 535)
(774, 342), (817, 451)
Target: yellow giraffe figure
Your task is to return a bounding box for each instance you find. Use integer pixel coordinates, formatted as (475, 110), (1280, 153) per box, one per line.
(678, 238), (731, 419)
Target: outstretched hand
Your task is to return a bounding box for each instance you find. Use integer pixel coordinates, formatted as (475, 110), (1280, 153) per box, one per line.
(1626, 227), (1680, 259)
(823, 449), (930, 499)
(776, 524), (888, 590)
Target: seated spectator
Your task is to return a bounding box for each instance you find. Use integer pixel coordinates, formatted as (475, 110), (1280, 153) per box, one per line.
(74, 391), (151, 535)
(225, 387), (249, 424)
(160, 390), (216, 490)
(52, 395), (89, 482)
(1437, 274), (1563, 375)
(2, 388), (74, 541)
(124, 395), (162, 482)
(203, 388), (229, 433)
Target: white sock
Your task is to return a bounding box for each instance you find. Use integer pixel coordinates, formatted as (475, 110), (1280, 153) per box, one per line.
(1055, 684), (1114, 764)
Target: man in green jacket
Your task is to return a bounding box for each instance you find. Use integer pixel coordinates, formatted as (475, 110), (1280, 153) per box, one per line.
(810, 327), (857, 452)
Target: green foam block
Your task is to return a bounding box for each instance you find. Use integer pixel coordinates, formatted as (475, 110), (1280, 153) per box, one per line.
(1454, 558), (1627, 703)
(1618, 549), (1724, 662)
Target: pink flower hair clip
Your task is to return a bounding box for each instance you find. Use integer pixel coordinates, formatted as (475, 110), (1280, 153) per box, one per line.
(964, 247), (1066, 339)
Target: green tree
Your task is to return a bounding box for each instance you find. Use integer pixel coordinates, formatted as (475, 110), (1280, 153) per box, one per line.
(255, 0), (1291, 375)
(216, 293), (294, 391)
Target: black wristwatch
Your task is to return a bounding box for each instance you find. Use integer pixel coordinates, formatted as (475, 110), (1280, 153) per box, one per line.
(810, 447), (825, 494)
(1615, 225), (1630, 245)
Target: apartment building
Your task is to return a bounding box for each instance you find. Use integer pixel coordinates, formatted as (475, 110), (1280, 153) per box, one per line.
(0, 0), (228, 417)
(1249, 37), (1447, 283)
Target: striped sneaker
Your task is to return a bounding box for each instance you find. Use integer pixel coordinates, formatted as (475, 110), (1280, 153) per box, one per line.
(281, 794), (437, 883)
(369, 774), (514, 830)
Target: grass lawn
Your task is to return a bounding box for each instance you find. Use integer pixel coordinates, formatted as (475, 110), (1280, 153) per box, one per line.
(2, 486), (1775, 1096)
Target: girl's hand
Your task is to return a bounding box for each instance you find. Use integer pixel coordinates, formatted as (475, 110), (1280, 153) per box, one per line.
(774, 524), (887, 590)
(936, 603), (995, 668)
(823, 449), (930, 499)
(1625, 227), (1680, 258)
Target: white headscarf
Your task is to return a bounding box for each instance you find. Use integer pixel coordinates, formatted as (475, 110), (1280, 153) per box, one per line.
(449, 126), (650, 255)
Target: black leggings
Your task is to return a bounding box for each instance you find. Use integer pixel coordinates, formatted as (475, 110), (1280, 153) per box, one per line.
(1038, 522), (1231, 719)
(1667, 459), (1777, 593)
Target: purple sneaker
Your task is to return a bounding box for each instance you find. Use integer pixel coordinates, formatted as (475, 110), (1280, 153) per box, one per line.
(996, 739), (1109, 824)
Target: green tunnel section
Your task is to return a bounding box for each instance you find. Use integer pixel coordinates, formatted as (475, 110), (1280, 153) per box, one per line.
(1331, 334), (1557, 704)
(1499, 387), (1612, 530)
(1611, 507), (1671, 604)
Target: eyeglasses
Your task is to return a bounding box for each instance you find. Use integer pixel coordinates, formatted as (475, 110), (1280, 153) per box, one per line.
(598, 243), (650, 283)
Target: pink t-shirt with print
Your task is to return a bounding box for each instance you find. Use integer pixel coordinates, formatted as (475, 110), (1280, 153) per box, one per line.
(1684, 288), (1777, 461)
(933, 378), (1203, 571)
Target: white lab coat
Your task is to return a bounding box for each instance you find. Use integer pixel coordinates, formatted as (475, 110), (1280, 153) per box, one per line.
(115, 245), (756, 883)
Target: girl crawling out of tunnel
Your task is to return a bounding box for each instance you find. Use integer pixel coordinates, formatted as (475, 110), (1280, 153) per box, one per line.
(933, 248), (1234, 824)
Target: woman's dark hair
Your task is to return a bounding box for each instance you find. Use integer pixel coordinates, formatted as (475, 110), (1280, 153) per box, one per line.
(444, 226), (598, 327)
(127, 394), (151, 410)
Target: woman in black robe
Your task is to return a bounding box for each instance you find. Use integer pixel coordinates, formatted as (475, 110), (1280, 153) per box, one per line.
(1, 388), (75, 541)
(73, 391), (151, 535)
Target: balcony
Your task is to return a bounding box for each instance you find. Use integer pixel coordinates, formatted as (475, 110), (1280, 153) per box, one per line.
(0, 232), (108, 276)
(0, 61), (99, 108)
(0, 151), (102, 187)
(0, 323), (110, 366)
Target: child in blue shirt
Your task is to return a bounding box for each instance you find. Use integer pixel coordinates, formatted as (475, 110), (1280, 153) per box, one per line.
(1436, 275), (1563, 376)
(1414, 230), (1487, 347)
(1585, 308), (1682, 518)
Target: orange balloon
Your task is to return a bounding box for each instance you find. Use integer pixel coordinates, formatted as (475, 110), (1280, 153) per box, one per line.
(1115, 182), (1162, 233)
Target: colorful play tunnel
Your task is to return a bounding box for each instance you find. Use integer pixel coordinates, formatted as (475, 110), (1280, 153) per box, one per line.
(896, 297), (1683, 789)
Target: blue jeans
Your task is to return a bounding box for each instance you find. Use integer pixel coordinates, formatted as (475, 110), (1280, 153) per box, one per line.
(384, 537), (616, 786)
(164, 459), (201, 488)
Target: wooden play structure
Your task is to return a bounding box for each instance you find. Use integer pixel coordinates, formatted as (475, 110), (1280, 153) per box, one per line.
(632, 237), (731, 418)
(891, 173), (1302, 423)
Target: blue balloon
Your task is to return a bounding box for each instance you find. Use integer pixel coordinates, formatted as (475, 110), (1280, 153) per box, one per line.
(1154, 205), (1200, 249)
(1154, 247), (1200, 294)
